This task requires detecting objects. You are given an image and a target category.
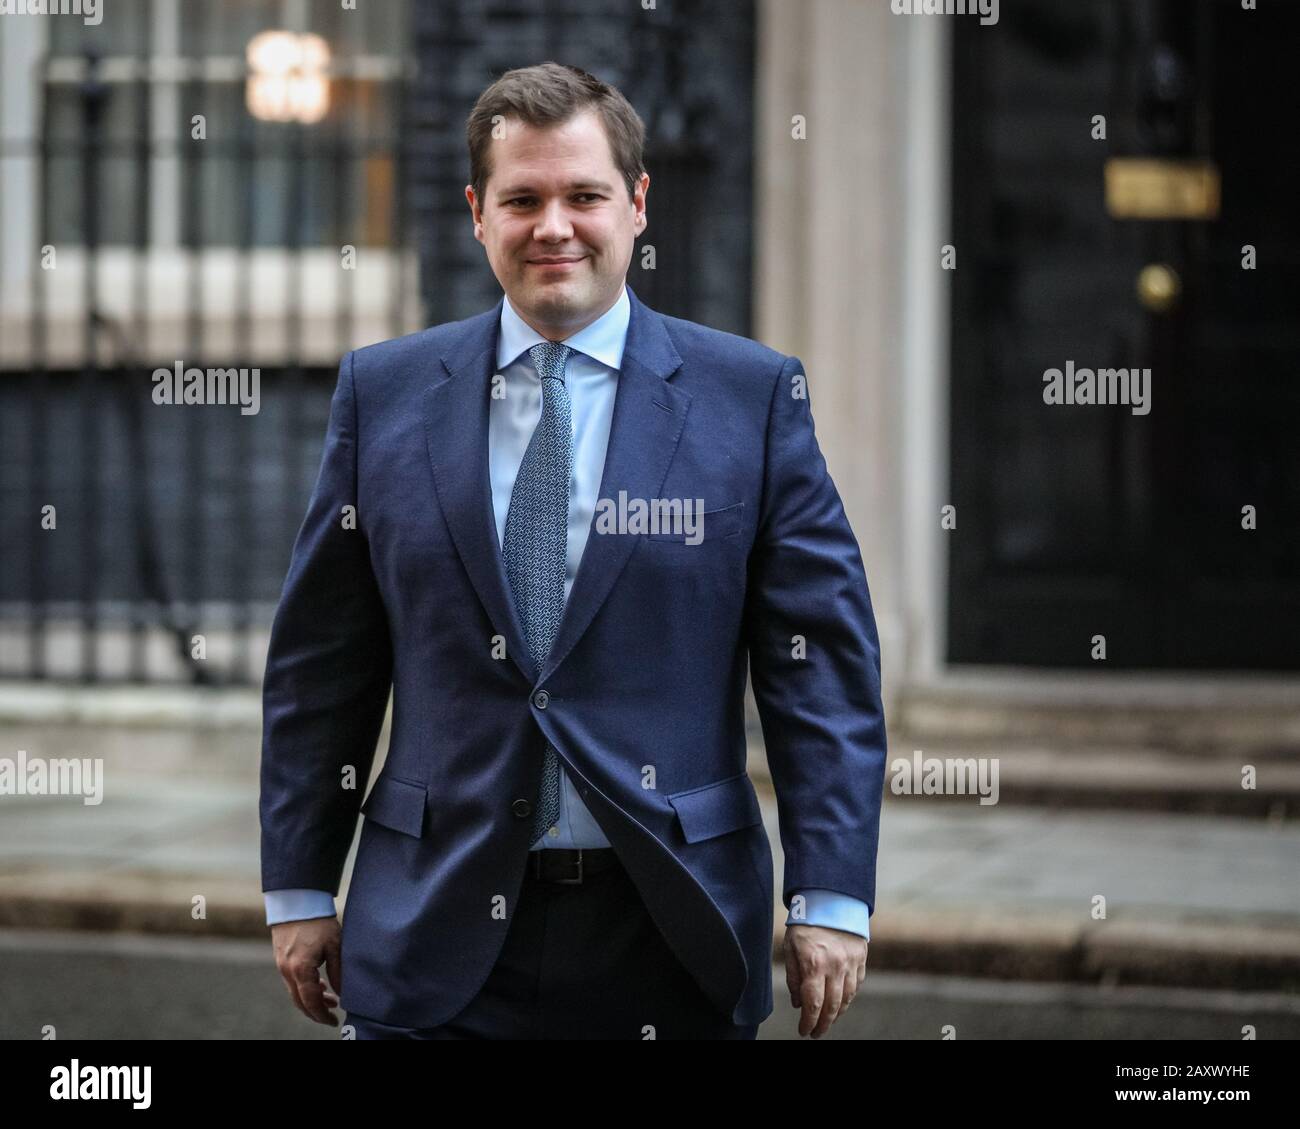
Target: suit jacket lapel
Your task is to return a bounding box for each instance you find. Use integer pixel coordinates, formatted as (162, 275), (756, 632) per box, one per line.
(422, 284), (690, 689)
(539, 286), (690, 684)
(424, 295), (535, 685)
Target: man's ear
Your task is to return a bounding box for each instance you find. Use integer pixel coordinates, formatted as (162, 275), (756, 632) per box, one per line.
(635, 173), (650, 233)
(466, 185), (484, 242)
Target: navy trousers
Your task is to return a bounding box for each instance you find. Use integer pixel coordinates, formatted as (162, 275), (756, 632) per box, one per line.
(345, 851), (759, 1040)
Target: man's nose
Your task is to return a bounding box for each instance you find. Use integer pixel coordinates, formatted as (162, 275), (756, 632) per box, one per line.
(533, 198), (574, 241)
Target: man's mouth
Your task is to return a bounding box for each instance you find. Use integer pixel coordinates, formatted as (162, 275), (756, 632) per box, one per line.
(528, 256), (585, 268)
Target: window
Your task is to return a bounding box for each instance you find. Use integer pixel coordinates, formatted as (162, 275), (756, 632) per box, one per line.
(42, 0), (410, 248)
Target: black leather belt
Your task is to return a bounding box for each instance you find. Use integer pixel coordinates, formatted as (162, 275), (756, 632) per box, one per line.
(527, 847), (620, 884)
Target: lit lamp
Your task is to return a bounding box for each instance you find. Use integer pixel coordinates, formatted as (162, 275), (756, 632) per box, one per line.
(246, 30), (330, 124)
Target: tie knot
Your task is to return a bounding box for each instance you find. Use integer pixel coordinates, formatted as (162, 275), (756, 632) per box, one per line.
(529, 341), (572, 383)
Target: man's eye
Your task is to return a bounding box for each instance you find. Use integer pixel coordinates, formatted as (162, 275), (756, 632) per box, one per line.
(506, 195), (599, 206)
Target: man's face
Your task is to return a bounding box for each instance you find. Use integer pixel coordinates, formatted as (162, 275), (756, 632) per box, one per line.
(467, 109), (648, 340)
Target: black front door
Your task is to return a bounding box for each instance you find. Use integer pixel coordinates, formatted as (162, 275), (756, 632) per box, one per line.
(948, 0), (1300, 669)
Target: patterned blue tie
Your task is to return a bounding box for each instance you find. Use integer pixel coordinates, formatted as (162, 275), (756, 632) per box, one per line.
(502, 340), (572, 844)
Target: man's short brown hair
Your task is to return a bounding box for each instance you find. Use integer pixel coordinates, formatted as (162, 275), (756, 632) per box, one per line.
(466, 61), (646, 206)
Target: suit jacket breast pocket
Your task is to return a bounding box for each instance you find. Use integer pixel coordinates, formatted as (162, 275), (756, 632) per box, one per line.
(643, 501), (744, 544)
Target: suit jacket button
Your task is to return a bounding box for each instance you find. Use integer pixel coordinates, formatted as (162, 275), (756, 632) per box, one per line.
(512, 799), (532, 819)
(532, 690), (550, 709)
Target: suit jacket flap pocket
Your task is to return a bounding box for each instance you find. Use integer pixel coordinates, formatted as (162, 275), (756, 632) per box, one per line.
(667, 772), (762, 844)
(361, 774), (427, 838)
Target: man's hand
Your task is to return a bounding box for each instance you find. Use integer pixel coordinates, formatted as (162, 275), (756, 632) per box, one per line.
(784, 924), (867, 1038)
(271, 917), (343, 1026)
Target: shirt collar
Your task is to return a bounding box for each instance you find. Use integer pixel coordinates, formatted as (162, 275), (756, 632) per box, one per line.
(497, 282), (630, 373)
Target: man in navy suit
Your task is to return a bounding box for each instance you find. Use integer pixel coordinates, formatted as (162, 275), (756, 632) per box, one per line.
(261, 62), (886, 1040)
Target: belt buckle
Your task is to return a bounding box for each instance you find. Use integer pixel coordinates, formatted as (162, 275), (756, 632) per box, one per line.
(553, 849), (584, 885)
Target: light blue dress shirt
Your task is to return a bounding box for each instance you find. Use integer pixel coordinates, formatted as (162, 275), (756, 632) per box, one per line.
(265, 283), (870, 943)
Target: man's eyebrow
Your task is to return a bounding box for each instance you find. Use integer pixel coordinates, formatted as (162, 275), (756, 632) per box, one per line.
(495, 180), (616, 198)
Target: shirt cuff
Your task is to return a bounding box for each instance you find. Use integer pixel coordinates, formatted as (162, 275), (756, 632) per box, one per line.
(786, 887), (871, 942)
(265, 888), (337, 926)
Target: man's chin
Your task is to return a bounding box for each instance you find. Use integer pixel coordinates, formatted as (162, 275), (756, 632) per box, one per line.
(525, 282), (586, 315)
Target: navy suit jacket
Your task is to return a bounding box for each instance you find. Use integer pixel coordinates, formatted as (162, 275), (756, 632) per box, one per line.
(259, 282), (888, 1028)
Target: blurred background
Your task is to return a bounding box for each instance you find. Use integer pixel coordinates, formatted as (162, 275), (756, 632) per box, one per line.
(0, 0), (1297, 1039)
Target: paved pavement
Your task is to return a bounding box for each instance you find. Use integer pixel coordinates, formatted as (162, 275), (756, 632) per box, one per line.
(4, 930), (1297, 1039)
(0, 717), (1297, 1005)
